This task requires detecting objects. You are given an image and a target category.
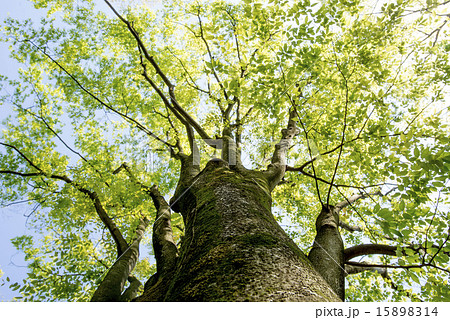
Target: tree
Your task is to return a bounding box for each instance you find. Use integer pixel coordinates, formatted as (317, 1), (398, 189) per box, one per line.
(0, 0), (449, 301)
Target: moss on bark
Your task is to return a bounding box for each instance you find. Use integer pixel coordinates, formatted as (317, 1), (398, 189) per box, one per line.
(137, 160), (339, 301)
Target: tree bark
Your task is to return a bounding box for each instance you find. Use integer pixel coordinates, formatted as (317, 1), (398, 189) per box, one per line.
(308, 205), (345, 301)
(136, 159), (339, 301)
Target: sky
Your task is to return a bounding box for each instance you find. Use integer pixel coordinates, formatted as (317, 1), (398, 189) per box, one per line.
(0, 0), (47, 301)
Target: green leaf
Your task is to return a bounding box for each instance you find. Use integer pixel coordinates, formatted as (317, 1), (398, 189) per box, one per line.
(378, 208), (391, 220)
(391, 230), (403, 238)
(399, 200), (405, 211)
(409, 271), (421, 285)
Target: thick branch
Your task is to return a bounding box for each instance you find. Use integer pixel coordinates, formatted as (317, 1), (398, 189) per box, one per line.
(119, 276), (142, 302)
(91, 216), (150, 302)
(62, 177), (129, 257)
(265, 110), (299, 190)
(170, 152), (201, 213)
(113, 163), (178, 275)
(345, 261), (449, 274)
(344, 244), (399, 262)
(220, 126), (241, 167)
(149, 185), (178, 276)
(345, 263), (388, 278)
(344, 242), (449, 263)
(85, 190), (129, 256)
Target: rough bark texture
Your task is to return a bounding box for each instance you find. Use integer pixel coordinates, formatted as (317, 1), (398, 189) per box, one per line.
(136, 159), (339, 301)
(308, 205), (345, 300)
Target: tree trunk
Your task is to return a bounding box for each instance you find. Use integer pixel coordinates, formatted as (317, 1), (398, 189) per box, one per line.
(308, 205), (345, 300)
(137, 159), (339, 301)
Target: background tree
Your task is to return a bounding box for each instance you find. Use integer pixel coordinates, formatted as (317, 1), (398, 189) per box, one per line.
(0, 0), (448, 301)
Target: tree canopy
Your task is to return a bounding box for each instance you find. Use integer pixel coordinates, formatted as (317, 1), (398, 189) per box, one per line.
(0, 0), (449, 301)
